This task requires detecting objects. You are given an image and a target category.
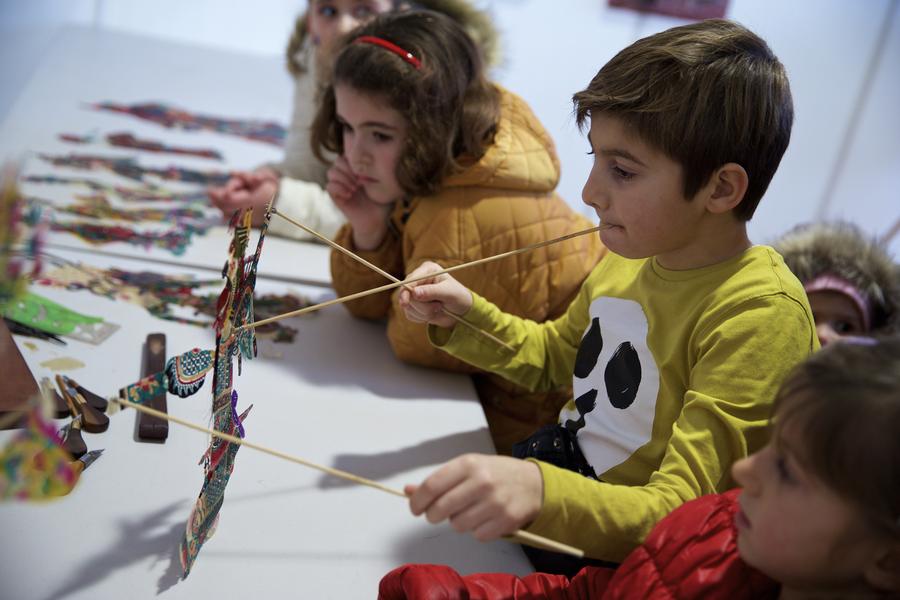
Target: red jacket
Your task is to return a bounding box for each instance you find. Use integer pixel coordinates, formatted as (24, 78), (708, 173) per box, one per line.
(378, 490), (778, 599)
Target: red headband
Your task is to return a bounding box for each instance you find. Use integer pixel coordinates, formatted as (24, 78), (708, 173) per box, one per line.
(354, 35), (422, 69)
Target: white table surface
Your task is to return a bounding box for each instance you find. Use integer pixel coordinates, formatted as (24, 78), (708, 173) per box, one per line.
(0, 25), (332, 287)
(0, 26), (533, 594)
(0, 250), (532, 599)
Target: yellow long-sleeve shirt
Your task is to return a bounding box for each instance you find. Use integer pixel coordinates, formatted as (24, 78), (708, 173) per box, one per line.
(430, 246), (818, 561)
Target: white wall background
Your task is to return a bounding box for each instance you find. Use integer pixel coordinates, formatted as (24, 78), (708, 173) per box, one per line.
(1, 0), (898, 253)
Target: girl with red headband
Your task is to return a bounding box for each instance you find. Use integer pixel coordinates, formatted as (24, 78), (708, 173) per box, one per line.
(310, 10), (606, 455)
(208, 1), (501, 239)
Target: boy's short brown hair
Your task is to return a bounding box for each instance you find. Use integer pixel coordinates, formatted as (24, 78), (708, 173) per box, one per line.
(311, 10), (500, 197)
(573, 19), (793, 221)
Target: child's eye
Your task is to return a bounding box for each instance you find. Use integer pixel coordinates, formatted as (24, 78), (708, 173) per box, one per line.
(775, 455), (794, 483)
(317, 6), (338, 18)
(832, 320), (857, 334)
(611, 165), (634, 180)
(373, 132), (393, 143)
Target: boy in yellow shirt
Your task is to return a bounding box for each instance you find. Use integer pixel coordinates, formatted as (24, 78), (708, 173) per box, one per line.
(397, 19), (818, 572)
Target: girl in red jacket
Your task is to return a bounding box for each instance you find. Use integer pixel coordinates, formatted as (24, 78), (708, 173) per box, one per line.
(379, 336), (900, 599)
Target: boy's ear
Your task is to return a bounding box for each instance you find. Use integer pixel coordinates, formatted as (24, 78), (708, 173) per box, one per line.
(704, 163), (748, 215)
(864, 542), (900, 591)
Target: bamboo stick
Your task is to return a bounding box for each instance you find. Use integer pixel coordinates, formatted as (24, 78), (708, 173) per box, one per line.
(272, 209), (514, 351)
(111, 397), (584, 558)
(238, 224), (601, 332)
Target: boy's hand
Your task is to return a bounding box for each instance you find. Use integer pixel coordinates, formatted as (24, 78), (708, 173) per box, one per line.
(326, 156), (391, 251)
(404, 454), (543, 542)
(208, 167), (278, 227)
(398, 261), (473, 328)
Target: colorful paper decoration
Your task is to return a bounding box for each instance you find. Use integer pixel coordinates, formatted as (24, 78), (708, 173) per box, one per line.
(91, 101), (287, 147)
(38, 153), (229, 186)
(36, 262), (305, 342)
(1, 164), (47, 310)
(180, 203), (272, 577)
(23, 175), (207, 204)
(0, 407), (77, 501)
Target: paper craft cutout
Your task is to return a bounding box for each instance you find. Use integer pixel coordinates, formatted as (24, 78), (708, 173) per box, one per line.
(1, 164), (47, 309)
(30, 195), (211, 224)
(59, 131), (223, 160)
(91, 101), (287, 147)
(180, 204), (271, 577)
(23, 175), (207, 204)
(36, 262), (305, 342)
(38, 153), (229, 186)
(48, 220), (205, 255)
(2, 291), (118, 345)
(119, 347), (215, 404)
(0, 406), (77, 501)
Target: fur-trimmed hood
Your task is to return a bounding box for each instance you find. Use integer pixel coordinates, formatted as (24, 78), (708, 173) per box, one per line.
(286, 0), (502, 77)
(412, 0), (502, 68)
(772, 221), (900, 334)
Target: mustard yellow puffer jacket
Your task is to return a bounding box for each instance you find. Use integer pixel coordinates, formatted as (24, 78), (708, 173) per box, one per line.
(331, 86), (606, 453)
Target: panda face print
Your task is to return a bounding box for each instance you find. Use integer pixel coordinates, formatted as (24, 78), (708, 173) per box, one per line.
(561, 296), (660, 476)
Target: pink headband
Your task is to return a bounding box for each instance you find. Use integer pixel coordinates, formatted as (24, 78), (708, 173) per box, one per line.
(354, 35), (421, 69)
(804, 274), (872, 331)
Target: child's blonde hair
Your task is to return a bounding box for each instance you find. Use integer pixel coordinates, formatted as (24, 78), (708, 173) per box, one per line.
(773, 336), (900, 539)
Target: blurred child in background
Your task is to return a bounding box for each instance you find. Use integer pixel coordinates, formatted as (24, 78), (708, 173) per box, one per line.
(773, 220), (899, 345)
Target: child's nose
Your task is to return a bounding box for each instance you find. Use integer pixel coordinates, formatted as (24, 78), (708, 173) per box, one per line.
(346, 140), (367, 168)
(816, 323), (841, 347)
(337, 14), (362, 36)
(731, 454), (756, 491)
(581, 167), (606, 209)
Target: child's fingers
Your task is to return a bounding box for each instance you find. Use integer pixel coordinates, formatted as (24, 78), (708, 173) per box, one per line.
(333, 154), (356, 175)
(398, 288), (412, 307)
(447, 497), (508, 540)
(411, 282), (447, 303)
(408, 457), (475, 517)
(328, 165), (359, 191)
(403, 301), (439, 324)
(254, 166), (279, 182)
(326, 181), (355, 205)
(468, 512), (518, 542)
(424, 475), (484, 528)
(208, 186), (224, 203)
(405, 261), (444, 283)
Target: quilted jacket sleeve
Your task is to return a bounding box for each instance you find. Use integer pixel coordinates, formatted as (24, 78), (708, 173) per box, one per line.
(602, 490), (778, 599)
(330, 224), (404, 320)
(378, 563), (615, 600)
(428, 277), (596, 392)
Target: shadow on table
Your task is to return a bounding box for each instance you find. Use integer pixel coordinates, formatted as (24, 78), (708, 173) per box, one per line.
(387, 525), (532, 576)
(258, 310), (474, 402)
(315, 427), (490, 490)
(40, 500), (188, 600)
